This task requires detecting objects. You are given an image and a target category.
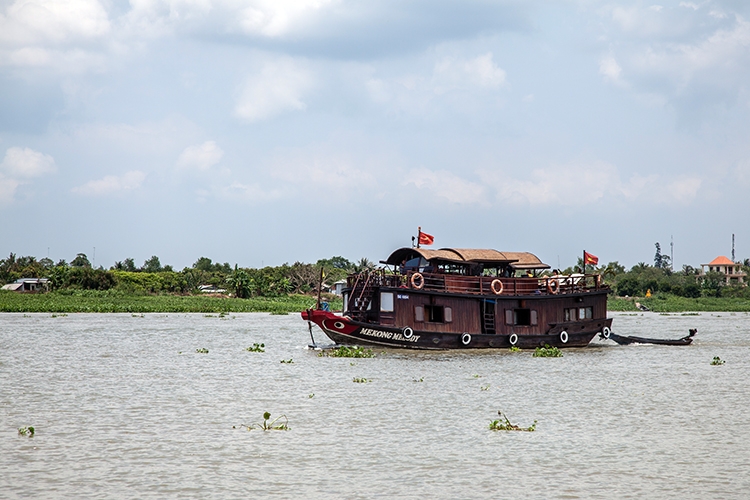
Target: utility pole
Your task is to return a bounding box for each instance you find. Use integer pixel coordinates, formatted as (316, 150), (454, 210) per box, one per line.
(732, 234), (735, 262)
(670, 235), (673, 271)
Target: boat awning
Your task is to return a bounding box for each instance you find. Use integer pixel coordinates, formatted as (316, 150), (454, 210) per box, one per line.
(383, 247), (549, 269)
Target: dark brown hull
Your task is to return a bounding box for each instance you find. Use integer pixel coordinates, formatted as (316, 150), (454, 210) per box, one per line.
(607, 331), (694, 346)
(302, 309), (612, 350)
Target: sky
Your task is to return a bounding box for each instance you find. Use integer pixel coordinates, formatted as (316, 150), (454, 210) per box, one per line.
(1, 0), (750, 271)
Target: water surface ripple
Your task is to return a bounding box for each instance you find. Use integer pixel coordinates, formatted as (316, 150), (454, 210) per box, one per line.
(2, 312), (749, 498)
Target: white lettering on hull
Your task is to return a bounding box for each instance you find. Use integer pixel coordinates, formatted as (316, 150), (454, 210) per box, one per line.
(359, 327), (420, 343)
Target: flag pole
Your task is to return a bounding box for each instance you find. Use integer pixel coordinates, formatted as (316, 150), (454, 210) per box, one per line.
(417, 226), (421, 249)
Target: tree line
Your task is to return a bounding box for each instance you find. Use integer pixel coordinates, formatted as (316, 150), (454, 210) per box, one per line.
(0, 252), (376, 298)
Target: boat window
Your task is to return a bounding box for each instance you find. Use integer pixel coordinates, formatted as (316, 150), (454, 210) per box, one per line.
(566, 307), (592, 321)
(444, 307), (452, 323)
(343, 292), (348, 312)
(564, 308), (575, 322)
(380, 292), (394, 312)
(507, 309), (537, 326)
(425, 305), (445, 323)
(415, 305), (424, 322)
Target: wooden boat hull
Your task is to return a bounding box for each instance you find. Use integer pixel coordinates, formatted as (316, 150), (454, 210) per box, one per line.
(606, 331), (694, 346)
(302, 309), (612, 350)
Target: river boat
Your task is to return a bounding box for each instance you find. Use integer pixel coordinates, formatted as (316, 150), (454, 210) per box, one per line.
(603, 329), (696, 346)
(302, 247), (613, 349)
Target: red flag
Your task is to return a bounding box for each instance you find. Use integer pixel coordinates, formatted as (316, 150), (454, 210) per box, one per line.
(418, 231), (434, 246)
(584, 251), (598, 265)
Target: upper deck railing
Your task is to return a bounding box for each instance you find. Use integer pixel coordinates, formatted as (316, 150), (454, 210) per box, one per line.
(346, 269), (608, 297)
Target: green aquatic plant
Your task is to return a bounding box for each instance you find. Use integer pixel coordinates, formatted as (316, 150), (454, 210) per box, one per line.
(18, 426), (35, 437)
(352, 377), (371, 383)
(235, 412), (289, 431)
(533, 344), (562, 357)
(413, 377), (424, 382)
(51, 313), (68, 318)
(280, 358), (294, 364)
(318, 346), (374, 358)
(245, 343), (265, 353)
(509, 346), (521, 352)
(308, 393), (314, 399)
(711, 356), (725, 365)
(481, 384), (490, 391)
(270, 311), (289, 315)
(195, 348), (209, 354)
(131, 313), (144, 317)
(489, 411), (536, 432)
(472, 374), (482, 379)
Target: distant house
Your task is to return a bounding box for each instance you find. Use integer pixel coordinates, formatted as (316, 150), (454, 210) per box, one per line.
(1, 278), (50, 292)
(700, 256), (746, 285)
(330, 279), (347, 295)
(198, 284), (227, 294)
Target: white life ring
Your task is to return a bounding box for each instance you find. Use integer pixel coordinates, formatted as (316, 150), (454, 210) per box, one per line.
(403, 327), (413, 339)
(490, 279), (504, 295)
(560, 330), (569, 343)
(509, 333), (518, 346)
(410, 272), (424, 290)
(461, 333), (471, 345)
(602, 326), (611, 339)
(547, 279), (559, 295)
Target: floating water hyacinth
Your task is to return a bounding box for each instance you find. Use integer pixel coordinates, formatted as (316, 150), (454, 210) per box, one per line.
(18, 426), (35, 437)
(235, 412), (289, 431)
(318, 346), (374, 358)
(533, 344), (562, 357)
(489, 411), (536, 432)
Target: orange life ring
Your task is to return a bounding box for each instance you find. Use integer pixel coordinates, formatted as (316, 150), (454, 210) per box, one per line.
(410, 272), (424, 290)
(490, 279), (504, 295)
(546, 278), (559, 295)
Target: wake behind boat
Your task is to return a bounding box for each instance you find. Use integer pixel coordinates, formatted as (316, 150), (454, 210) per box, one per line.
(302, 245), (613, 350)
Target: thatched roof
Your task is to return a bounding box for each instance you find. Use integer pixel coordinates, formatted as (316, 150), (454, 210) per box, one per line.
(383, 247), (549, 269)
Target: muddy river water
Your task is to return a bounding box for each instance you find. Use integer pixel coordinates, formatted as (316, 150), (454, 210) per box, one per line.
(2, 312), (749, 498)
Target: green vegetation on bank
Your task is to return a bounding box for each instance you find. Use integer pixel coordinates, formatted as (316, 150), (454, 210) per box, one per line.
(0, 289), (342, 313)
(608, 295), (750, 312)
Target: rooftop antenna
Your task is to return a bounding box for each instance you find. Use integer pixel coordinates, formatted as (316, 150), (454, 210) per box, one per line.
(732, 234), (735, 262)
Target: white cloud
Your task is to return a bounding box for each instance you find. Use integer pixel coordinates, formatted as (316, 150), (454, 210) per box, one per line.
(600, 4), (750, 109)
(176, 140), (224, 171)
(0, 146), (57, 204)
(478, 161), (703, 208)
(236, 0), (336, 37)
(0, 0), (111, 70)
(1, 146), (57, 178)
(403, 167), (488, 205)
(599, 55), (623, 84)
(0, 174), (21, 205)
(235, 59), (312, 122)
(433, 53), (507, 93)
(72, 170), (146, 196)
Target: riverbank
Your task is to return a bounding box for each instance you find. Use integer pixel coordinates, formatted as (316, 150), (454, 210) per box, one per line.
(3, 290), (750, 313)
(0, 290), (342, 313)
(608, 294), (750, 312)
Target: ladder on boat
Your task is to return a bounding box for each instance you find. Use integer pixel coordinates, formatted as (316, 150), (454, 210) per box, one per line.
(482, 300), (496, 334)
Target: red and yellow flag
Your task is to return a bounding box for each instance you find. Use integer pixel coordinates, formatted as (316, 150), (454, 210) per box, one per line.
(584, 251), (599, 265)
(418, 230), (434, 246)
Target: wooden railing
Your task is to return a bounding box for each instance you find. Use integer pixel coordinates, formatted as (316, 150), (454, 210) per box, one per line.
(346, 270), (607, 297)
